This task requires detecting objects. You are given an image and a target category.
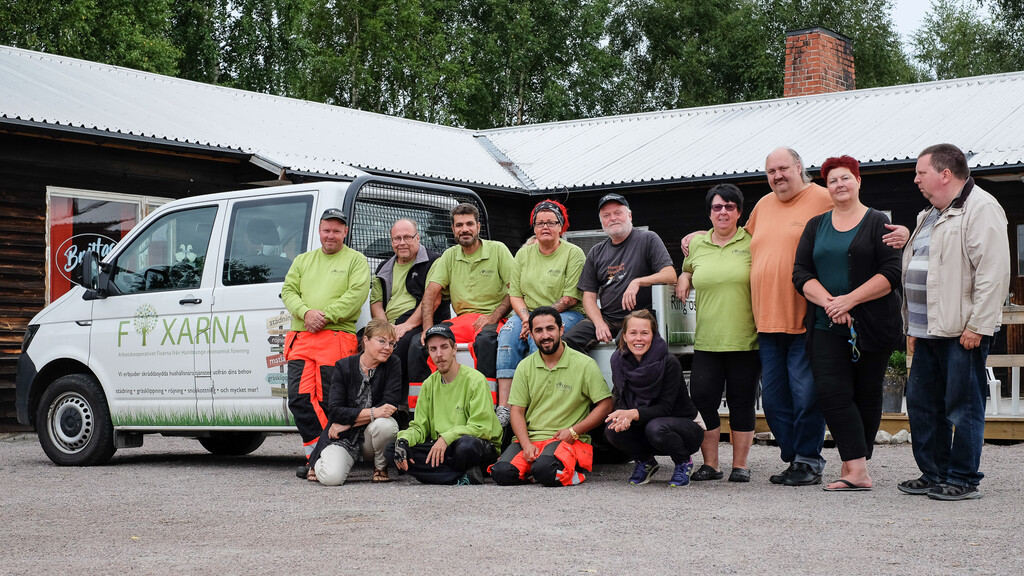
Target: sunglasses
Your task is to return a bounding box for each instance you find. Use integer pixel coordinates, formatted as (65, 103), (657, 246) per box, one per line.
(710, 204), (737, 213)
(848, 325), (861, 363)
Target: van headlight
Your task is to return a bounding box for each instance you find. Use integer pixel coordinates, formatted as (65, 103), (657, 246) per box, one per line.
(21, 324), (39, 353)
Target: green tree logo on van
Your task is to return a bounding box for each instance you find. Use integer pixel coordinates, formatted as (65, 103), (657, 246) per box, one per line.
(134, 304), (158, 346)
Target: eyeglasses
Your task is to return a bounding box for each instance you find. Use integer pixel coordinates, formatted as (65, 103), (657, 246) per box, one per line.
(710, 204), (738, 213)
(534, 221), (560, 229)
(390, 234), (418, 244)
(371, 337), (398, 349)
(848, 325), (861, 363)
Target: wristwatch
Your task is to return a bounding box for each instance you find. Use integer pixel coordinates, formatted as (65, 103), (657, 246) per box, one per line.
(569, 426), (579, 440)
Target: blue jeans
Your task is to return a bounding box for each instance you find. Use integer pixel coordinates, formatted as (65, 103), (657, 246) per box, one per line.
(496, 310), (584, 378)
(758, 332), (826, 473)
(906, 336), (990, 487)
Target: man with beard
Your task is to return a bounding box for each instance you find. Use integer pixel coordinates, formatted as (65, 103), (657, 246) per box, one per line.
(490, 307), (614, 486)
(409, 203), (516, 421)
(390, 324), (503, 485)
(564, 193), (676, 352)
(282, 208), (371, 477)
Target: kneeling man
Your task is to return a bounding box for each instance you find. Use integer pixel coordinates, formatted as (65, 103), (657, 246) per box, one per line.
(490, 306), (614, 486)
(391, 324), (503, 485)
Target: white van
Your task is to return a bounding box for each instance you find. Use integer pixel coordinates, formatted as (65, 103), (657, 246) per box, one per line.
(15, 176), (490, 466)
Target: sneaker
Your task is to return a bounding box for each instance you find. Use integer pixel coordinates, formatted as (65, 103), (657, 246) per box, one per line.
(455, 474), (472, 486)
(465, 465), (485, 485)
(668, 458), (694, 487)
(769, 463), (795, 485)
(629, 458), (660, 485)
(495, 405), (511, 428)
(897, 476), (939, 495)
(927, 483), (981, 501)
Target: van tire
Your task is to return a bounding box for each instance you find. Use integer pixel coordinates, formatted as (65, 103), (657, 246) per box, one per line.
(198, 432), (266, 456)
(36, 374), (116, 466)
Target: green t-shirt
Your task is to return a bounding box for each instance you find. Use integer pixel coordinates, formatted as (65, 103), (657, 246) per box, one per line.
(509, 240), (585, 313)
(682, 228), (758, 351)
(281, 246), (371, 333)
(508, 345), (611, 444)
(370, 260), (417, 323)
(426, 239), (516, 316)
(812, 213), (860, 335)
(397, 364), (503, 452)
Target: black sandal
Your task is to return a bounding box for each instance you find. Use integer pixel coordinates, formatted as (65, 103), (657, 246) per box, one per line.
(728, 468), (751, 483)
(691, 464), (724, 481)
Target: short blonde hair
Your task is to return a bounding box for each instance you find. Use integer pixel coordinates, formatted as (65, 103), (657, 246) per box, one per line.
(363, 318), (397, 341)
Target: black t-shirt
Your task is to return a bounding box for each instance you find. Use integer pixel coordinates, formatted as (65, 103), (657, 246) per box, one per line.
(577, 228), (673, 322)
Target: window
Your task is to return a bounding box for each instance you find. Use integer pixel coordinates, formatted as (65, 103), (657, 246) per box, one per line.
(110, 206), (218, 295)
(222, 196), (313, 285)
(46, 187), (170, 303)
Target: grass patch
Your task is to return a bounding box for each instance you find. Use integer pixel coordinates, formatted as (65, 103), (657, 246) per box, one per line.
(113, 409), (294, 427)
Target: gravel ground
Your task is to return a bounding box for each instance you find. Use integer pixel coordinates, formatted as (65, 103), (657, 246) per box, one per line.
(1, 432), (1021, 576)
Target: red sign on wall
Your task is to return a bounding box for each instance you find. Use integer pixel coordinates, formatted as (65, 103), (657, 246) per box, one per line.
(49, 194), (140, 303)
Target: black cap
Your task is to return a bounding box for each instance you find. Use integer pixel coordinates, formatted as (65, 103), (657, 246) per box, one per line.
(320, 208), (347, 224)
(423, 324), (456, 344)
(597, 193), (629, 210)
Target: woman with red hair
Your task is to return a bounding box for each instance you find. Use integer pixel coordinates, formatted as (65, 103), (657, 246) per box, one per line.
(792, 155), (903, 491)
(494, 200), (586, 427)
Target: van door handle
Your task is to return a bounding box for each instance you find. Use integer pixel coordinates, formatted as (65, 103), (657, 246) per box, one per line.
(179, 298), (203, 305)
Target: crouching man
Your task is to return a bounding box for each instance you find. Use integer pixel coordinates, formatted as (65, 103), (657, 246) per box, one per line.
(390, 324), (503, 485)
(490, 306), (614, 486)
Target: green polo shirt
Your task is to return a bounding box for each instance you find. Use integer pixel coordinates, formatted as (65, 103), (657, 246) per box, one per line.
(370, 260), (417, 323)
(281, 246), (371, 333)
(681, 228), (757, 351)
(509, 240), (585, 313)
(508, 345), (611, 444)
(397, 365), (503, 452)
(426, 239), (516, 316)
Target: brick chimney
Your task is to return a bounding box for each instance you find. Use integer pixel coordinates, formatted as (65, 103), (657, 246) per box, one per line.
(783, 27), (855, 98)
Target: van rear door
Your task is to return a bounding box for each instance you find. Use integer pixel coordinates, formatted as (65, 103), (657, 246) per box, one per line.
(207, 192), (314, 427)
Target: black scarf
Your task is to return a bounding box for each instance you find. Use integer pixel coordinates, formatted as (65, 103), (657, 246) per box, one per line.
(610, 334), (668, 409)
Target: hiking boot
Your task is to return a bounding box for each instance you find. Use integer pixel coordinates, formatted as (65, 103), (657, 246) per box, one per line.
(897, 476), (939, 495)
(668, 458), (694, 487)
(629, 458), (660, 485)
(465, 464), (485, 485)
(927, 483), (981, 501)
(783, 462), (822, 486)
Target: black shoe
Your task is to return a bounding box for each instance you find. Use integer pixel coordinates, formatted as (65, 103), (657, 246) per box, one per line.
(296, 465), (309, 479)
(691, 464), (724, 481)
(783, 462), (822, 486)
(769, 463), (795, 485)
(897, 476), (939, 495)
(927, 482), (981, 501)
(728, 468), (751, 483)
(465, 464), (485, 485)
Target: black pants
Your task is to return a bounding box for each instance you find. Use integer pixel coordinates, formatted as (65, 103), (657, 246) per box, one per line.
(407, 322), (500, 382)
(387, 436), (496, 485)
(604, 416), (703, 465)
(810, 329), (887, 461)
(690, 350), (761, 431)
(563, 318), (623, 353)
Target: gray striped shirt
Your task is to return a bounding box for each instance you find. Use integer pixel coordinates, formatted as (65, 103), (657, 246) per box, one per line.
(905, 209), (939, 338)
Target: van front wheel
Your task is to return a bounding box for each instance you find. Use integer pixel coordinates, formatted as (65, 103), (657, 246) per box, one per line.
(37, 374), (116, 466)
(198, 432), (266, 456)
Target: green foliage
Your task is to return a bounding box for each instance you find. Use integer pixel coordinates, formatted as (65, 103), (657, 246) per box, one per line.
(888, 350), (907, 373)
(911, 0), (1008, 79)
(0, 0), (180, 74)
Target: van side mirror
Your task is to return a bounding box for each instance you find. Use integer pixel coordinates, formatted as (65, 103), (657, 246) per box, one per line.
(81, 251), (107, 299)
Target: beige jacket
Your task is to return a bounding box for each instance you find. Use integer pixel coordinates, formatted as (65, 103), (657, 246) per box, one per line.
(901, 179), (1010, 337)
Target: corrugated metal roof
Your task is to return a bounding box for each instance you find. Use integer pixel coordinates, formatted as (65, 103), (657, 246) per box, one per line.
(0, 46), (522, 188)
(477, 73), (1024, 190)
(3, 44), (1024, 193)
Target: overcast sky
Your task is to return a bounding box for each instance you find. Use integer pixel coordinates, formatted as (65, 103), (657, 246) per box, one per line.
(890, 0), (932, 47)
